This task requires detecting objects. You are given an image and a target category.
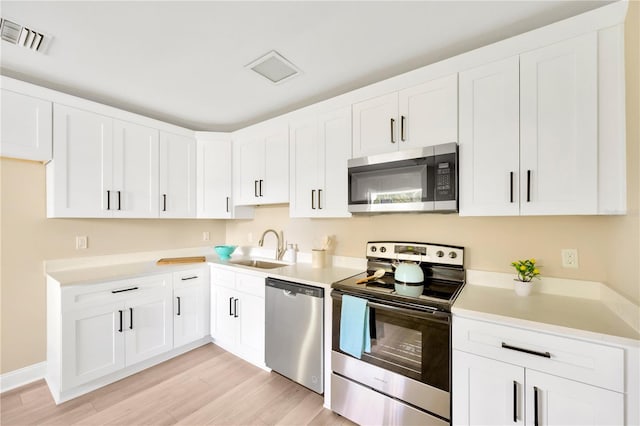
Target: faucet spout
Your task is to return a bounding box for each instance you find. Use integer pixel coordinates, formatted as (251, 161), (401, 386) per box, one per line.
(258, 229), (285, 260)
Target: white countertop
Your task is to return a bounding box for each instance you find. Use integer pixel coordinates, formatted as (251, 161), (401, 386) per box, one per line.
(453, 283), (640, 347)
(46, 254), (363, 290)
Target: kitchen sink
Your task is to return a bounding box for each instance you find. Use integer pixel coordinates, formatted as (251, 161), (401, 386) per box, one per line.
(229, 259), (287, 269)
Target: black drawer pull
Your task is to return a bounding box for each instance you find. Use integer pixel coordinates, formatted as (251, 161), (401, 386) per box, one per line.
(501, 342), (551, 358)
(111, 286), (139, 294)
(181, 276), (198, 281)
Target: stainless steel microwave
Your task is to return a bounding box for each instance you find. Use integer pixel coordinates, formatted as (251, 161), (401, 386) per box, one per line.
(347, 143), (458, 213)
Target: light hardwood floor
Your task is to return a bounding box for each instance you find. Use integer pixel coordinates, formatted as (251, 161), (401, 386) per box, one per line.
(1, 344), (355, 425)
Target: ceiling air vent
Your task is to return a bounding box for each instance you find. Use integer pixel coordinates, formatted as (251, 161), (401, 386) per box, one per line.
(246, 50), (301, 85)
(0, 18), (49, 52)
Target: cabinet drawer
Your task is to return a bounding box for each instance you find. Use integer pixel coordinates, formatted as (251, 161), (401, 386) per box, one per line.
(61, 274), (172, 313)
(452, 316), (624, 392)
(210, 266), (235, 289)
(235, 273), (265, 298)
(173, 267), (207, 289)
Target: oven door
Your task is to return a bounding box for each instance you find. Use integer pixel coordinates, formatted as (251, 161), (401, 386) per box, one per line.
(331, 290), (450, 392)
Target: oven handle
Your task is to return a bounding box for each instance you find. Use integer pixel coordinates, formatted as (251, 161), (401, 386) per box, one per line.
(331, 291), (450, 323)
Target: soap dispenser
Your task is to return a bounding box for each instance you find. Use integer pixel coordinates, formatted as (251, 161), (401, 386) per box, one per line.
(284, 243), (297, 263)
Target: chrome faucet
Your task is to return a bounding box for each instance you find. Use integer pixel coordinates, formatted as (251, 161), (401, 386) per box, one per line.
(258, 229), (285, 260)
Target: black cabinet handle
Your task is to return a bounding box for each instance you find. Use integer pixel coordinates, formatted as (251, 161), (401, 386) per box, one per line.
(226, 196), (230, 213)
(390, 118), (396, 143)
(501, 342), (551, 358)
(118, 310), (123, 332)
(400, 115), (406, 141)
(107, 190), (111, 210)
(513, 381), (518, 422)
(177, 297), (181, 316)
(259, 180), (263, 197)
(510, 172), (514, 203)
(229, 297), (234, 316)
(233, 298), (238, 318)
(111, 286), (139, 294)
(129, 307), (133, 329)
(526, 170), (531, 202)
(534, 386), (539, 426)
(318, 189), (322, 210)
(117, 190), (121, 211)
(162, 194), (167, 211)
(254, 180), (258, 198)
(311, 190), (316, 209)
(181, 276), (197, 281)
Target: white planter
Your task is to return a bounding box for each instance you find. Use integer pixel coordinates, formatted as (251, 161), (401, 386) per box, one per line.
(514, 280), (533, 296)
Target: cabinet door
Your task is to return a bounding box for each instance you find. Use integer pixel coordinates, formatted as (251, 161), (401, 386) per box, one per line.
(526, 370), (623, 426)
(212, 285), (238, 348)
(159, 132), (196, 218)
(452, 351), (524, 426)
(197, 138), (232, 218)
(174, 270), (209, 347)
(237, 292), (265, 365)
(318, 107), (351, 217)
(262, 126), (289, 204)
(0, 89), (52, 161)
(235, 136), (264, 205)
(459, 57), (520, 216)
(352, 92), (398, 158)
(520, 32), (598, 215)
(125, 287), (173, 366)
(289, 117), (320, 217)
(49, 104), (113, 218)
(112, 120), (159, 218)
(61, 303), (125, 390)
(399, 73), (458, 149)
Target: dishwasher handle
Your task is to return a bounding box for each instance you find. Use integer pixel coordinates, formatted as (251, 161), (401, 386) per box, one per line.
(266, 278), (324, 298)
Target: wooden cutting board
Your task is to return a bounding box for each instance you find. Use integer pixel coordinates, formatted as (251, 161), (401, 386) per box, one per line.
(156, 256), (206, 265)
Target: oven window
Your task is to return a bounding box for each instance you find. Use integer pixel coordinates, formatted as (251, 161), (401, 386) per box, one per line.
(332, 297), (450, 391)
(348, 158), (434, 205)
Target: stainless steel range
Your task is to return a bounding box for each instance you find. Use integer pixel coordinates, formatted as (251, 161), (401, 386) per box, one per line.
(331, 241), (465, 426)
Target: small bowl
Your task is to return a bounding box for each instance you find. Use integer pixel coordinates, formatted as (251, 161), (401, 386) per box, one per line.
(214, 245), (237, 260)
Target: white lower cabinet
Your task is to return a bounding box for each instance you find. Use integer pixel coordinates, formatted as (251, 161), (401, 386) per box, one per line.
(47, 271), (211, 403)
(452, 316), (626, 425)
(210, 266), (265, 367)
(173, 268), (210, 347)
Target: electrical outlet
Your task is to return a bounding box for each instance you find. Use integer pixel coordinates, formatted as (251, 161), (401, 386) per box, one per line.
(202, 231), (210, 241)
(561, 249), (578, 268)
(76, 236), (88, 250)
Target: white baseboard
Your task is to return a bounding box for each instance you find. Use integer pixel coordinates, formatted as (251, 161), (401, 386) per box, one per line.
(0, 362), (46, 393)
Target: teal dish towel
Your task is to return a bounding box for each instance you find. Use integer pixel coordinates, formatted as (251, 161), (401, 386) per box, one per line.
(339, 295), (371, 359)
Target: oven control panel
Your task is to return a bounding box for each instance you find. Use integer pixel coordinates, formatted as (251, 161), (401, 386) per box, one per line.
(367, 241), (463, 266)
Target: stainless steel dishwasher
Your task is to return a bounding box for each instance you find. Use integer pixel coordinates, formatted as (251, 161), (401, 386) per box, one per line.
(265, 278), (324, 394)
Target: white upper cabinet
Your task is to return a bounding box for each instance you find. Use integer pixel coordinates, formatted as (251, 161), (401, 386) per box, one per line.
(520, 32), (598, 215)
(290, 106), (351, 218)
(460, 29), (625, 216)
(1, 89), (52, 162)
(196, 135), (233, 218)
(48, 105), (160, 218)
(112, 120), (159, 218)
(459, 56), (520, 216)
(234, 123), (289, 205)
(159, 132), (196, 218)
(48, 104), (113, 218)
(352, 74), (458, 158)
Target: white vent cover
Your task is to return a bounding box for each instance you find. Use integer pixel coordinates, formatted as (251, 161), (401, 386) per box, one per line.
(0, 18), (49, 52)
(245, 50), (301, 84)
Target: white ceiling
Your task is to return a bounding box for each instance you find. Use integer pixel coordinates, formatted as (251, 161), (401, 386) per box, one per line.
(0, 1), (611, 132)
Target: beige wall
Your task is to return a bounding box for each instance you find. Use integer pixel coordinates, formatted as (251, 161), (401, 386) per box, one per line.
(0, 158), (226, 373)
(1, 4), (638, 377)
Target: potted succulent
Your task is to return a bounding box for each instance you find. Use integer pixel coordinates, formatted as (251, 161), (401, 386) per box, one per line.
(510, 258), (540, 296)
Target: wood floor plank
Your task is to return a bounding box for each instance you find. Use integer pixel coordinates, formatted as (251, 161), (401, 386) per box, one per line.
(0, 343), (353, 426)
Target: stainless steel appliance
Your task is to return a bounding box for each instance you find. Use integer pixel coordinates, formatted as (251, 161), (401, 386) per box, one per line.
(347, 143), (458, 214)
(331, 241), (465, 425)
(265, 278), (324, 394)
